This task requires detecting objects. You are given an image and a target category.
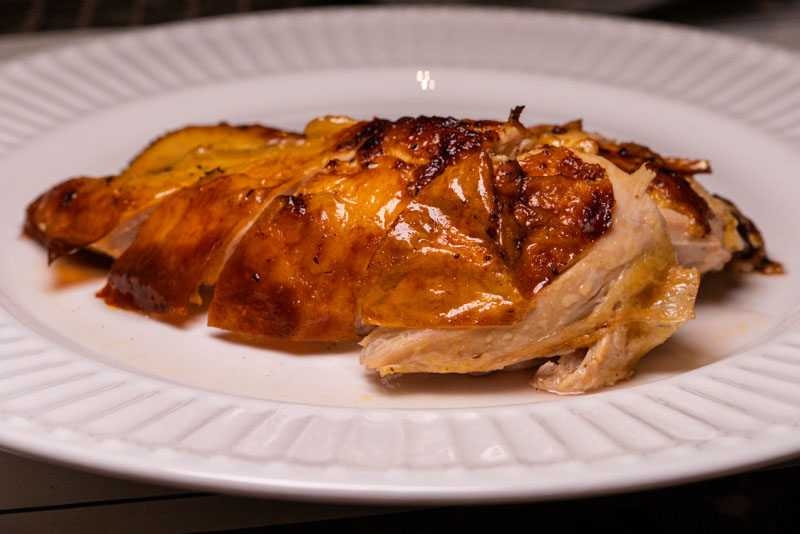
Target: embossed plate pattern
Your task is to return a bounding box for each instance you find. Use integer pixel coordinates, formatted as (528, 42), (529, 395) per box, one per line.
(0, 7), (800, 503)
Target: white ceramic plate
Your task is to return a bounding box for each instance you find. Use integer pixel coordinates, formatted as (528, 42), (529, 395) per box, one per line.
(1, 7), (800, 503)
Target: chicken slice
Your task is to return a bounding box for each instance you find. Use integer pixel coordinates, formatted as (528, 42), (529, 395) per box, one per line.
(24, 124), (299, 261)
(96, 173), (279, 314)
(360, 154), (700, 393)
(95, 117), (369, 314)
(359, 150), (527, 327)
(206, 176), (414, 341)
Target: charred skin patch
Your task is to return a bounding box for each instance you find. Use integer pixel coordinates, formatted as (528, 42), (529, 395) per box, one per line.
(334, 119), (391, 152)
(338, 115), (504, 196)
(285, 195), (307, 217)
(494, 147), (615, 298)
(397, 116), (501, 195)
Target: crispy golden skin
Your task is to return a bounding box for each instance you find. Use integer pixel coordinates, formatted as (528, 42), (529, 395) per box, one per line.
(524, 120), (781, 273)
(207, 191), (390, 340)
(206, 170), (412, 341)
(359, 146), (614, 328)
(208, 116), (508, 340)
(96, 117), (366, 315)
(25, 124), (295, 261)
(25, 176), (118, 262)
(498, 147), (614, 298)
(360, 151), (527, 328)
(97, 173), (276, 314)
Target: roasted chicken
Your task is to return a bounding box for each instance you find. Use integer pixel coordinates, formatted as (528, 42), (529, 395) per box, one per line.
(24, 108), (780, 393)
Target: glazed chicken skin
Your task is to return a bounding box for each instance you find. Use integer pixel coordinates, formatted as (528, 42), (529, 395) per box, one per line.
(521, 120), (781, 275)
(24, 109), (779, 393)
(208, 116), (517, 340)
(95, 116), (373, 314)
(25, 124), (301, 262)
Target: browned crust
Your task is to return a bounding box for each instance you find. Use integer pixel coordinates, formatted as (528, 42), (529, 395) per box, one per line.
(597, 137), (781, 274)
(97, 174), (278, 314)
(360, 150), (527, 328)
(495, 146), (615, 298)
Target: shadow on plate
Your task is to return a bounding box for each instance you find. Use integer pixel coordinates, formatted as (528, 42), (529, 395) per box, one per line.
(695, 269), (747, 305)
(213, 331), (362, 355)
(48, 250), (112, 289)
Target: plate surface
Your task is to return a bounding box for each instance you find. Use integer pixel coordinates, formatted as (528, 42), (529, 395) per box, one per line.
(1, 7), (800, 503)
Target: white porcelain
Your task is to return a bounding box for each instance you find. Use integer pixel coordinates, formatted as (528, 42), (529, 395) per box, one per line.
(0, 7), (799, 503)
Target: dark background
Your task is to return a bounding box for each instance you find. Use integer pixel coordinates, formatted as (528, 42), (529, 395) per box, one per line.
(0, 0), (796, 35)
